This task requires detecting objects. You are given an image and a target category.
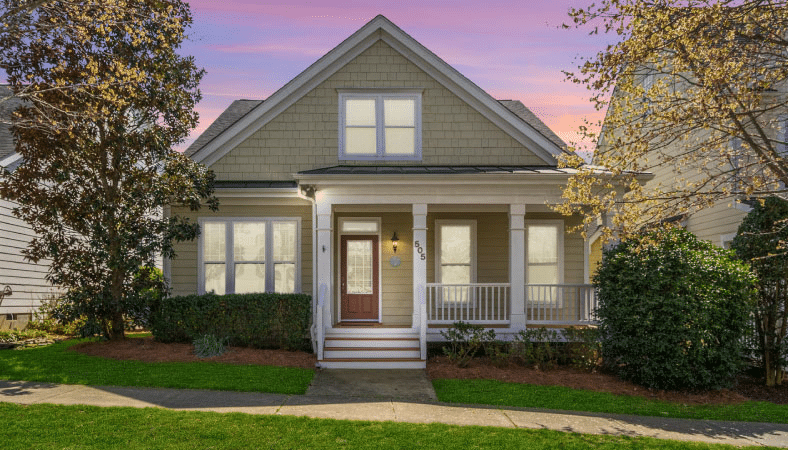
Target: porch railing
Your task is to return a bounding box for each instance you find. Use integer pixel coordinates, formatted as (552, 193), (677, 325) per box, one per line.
(525, 284), (597, 325)
(426, 283), (510, 324)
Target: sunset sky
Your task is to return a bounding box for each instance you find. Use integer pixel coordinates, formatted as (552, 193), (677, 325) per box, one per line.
(180, 0), (617, 155)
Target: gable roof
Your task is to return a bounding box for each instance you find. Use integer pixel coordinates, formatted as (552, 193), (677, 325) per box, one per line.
(189, 15), (568, 167)
(187, 98), (565, 158)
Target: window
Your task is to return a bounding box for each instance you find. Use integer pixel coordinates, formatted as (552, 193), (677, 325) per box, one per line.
(526, 221), (563, 305)
(339, 92), (421, 160)
(436, 220), (476, 303)
(200, 218), (299, 295)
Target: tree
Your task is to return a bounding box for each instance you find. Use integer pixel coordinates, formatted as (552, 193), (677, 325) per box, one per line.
(0, 0), (218, 339)
(731, 197), (788, 386)
(555, 1), (788, 240)
(595, 226), (755, 390)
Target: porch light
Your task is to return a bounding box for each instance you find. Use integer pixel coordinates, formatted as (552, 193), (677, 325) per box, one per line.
(391, 231), (399, 253)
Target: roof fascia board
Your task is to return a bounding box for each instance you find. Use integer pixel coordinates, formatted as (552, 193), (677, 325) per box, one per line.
(192, 26), (383, 166)
(0, 152), (21, 172)
(377, 32), (561, 164)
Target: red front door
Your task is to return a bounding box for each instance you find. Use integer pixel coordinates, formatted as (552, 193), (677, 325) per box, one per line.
(340, 235), (379, 320)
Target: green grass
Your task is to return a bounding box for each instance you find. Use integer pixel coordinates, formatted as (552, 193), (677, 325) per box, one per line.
(0, 338), (314, 394)
(0, 402), (774, 450)
(433, 379), (788, 424)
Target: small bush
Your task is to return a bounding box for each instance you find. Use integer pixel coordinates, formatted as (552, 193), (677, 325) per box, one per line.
(441, 321), (495, 367)
(512, 328), (560, 370)
(149, 292), (311, 351)
(563, 327), (601, 372)
(0, 329), (48, 343)
(595, 226), (756, 390)
(482, 339), (512, 368)
(193, 334), (229, 358)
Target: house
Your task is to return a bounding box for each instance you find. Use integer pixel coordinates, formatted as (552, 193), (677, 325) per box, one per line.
(171, 15), (606, 369)
(0, 85), (58, 327)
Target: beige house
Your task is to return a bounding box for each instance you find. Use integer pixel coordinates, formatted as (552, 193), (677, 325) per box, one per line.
(172, 15), (598, 368)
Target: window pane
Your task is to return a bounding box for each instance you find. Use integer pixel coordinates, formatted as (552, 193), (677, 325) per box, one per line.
(235, 263), (265, 294)
(346, 99), (376, 126)
(441, 265), (470, 284)
(527, 264), (559, 285)
(440, 225), (471, 264)
(384, 99), (414, 127)
(203, 223), (226, 261)
(275, 263), (296, 293)
(346, 240), (373, 294)
(528, 225), (558, 263)
(273, 222), (296, 261)
(345, 128), (376, 155)
(234, 222), (265, 261)
(341, 221), (379, 233)
(205, 263), (226, 295)
(385, 128), (415, 155)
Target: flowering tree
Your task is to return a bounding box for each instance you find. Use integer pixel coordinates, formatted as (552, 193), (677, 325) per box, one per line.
(0, 0), (218, 339)
(556, 1), (788, 240)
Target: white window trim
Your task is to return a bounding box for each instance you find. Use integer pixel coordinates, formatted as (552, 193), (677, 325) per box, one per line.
(197, 217), (302, 295)
(336, 217), (382, 323)
(338, 91), (422, 161)
(720, 232), (737, 249)
(435, 220), (477, 305)
(525, 220), (565, 305)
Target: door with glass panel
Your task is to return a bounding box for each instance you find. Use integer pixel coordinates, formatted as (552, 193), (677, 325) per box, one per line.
(340, 235), (379, 320)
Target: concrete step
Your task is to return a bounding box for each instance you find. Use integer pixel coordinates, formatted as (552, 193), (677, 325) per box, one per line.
(319, 358), (426, 369)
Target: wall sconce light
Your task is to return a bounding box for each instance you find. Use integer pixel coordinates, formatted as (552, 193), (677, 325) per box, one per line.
(391, 231), (399, 253)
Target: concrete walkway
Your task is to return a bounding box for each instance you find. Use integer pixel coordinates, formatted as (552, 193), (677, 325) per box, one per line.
(1, 375), (787, 448)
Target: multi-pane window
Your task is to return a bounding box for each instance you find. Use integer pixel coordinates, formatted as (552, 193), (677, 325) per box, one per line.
(436, 221), (476, 303)
(526, 222), (563, 305)
(339, 92), (421, 160)
(200, 218), (299, 295)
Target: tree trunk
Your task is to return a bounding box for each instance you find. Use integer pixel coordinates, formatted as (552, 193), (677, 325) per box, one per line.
(109, 311), (126, 340)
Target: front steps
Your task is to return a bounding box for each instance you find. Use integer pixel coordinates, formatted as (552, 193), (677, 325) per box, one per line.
(319, 328), (425, 369)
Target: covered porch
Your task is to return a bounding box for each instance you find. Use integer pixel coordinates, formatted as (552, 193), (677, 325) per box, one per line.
(300, 168), (598, 369)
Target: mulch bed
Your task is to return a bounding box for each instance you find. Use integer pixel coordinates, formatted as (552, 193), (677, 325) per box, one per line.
(71, 337), (788, 405)
(71, 336), (316, 370)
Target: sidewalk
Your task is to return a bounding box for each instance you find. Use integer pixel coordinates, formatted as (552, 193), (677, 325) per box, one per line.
(1, 378), (787, 448)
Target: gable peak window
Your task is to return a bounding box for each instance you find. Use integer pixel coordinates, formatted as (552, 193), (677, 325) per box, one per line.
(339, 91), (422, 160)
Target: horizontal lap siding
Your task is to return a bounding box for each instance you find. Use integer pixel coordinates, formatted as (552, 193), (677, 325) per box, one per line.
(169, 199), (313, 297)
(685, 202), (747, 245)
(0, 198), (58, 314)
(210, 40), (546, 181)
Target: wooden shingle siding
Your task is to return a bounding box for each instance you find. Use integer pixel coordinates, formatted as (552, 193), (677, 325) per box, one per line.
(210, 40), (546, 180)
(168, 199), (313, 297)
(0, 198), (57, 315)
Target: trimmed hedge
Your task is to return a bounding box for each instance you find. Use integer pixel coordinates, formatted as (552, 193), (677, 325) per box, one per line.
(149, 293), (312, 351)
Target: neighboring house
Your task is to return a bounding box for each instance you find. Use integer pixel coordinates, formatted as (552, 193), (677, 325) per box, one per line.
(173, 15), (606, 369)
(0, 85), (58, 325)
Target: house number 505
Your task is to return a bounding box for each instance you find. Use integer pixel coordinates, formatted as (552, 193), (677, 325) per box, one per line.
(414, 241), (426, 260)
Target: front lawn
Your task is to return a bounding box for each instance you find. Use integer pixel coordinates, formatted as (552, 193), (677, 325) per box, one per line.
(433, 379), (788, 424)
(0, 339), (314, 395)
(0, 403), (773, 450)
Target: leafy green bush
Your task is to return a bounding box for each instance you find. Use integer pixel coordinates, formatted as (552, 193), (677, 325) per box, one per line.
(731, 196), (788, 387)
(0, 329), (47, 343)
(192, 334), (229, 358)
(440, 321), (495, 367)
(563, 327), (601, 372)
(481, 339), (512, 368)
(149, 292), (311, 351)
(595, 227), (756, 390)
(512, 328), (561, 370)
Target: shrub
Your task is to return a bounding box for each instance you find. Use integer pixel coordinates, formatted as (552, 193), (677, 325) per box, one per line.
(595, 226), (756, 390)
(731, 196), (788, 387)
(149, 292), (311, 351)
(563, 327), (601, 372)
(440, 321), (495, 367)
(193, 334), (229, 358)
(512, 328), (560, 370)
(482, 339), (512, 368)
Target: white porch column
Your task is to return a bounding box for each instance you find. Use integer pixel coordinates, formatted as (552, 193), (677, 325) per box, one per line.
(316, 198), (333, 328)
(509, 204), (526, 331)
(412, 203), (428, 328)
